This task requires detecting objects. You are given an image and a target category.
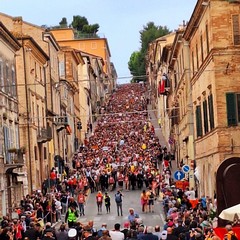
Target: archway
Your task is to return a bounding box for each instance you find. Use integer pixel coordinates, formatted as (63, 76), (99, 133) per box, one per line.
(216, 157), (240, 226)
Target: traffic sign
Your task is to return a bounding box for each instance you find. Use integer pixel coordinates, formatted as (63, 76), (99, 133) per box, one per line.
(174, 170), (185, 181)
(182, 165), (190, 173)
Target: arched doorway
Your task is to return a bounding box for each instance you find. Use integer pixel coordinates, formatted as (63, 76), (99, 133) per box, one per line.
(216, 157), (240, 226)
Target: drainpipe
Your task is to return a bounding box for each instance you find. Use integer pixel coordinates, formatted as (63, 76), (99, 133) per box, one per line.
(22, 42), (33, 193)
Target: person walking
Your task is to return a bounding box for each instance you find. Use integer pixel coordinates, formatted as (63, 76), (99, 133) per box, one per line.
(65, 205), (78, 228)
(140, 189), (149, 213)
(96, 191), (104, 214)
(104, 192), (111, 214)
(115, 190), (123, 216)
(77, 191), (86, 216)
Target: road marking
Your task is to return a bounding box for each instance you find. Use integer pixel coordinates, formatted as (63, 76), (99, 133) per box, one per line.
(93, 216), (102, 221)
(160, 213), (165, 223)
(152, 215), (160, 220)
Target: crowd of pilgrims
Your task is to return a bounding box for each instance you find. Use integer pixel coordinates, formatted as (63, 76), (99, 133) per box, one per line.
(0, 83), (190, 240)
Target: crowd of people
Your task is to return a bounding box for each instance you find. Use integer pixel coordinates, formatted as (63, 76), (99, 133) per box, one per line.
(0, 83), (232, 240)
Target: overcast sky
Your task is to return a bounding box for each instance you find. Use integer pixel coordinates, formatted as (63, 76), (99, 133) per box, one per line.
(0, 0), (197, 84)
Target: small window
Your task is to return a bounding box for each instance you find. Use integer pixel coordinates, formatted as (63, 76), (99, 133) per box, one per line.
(91, 42), (97, 49)
(232, 15), (240, 45)
(226, 93), (240, 125)
(196, 105), (203, 137)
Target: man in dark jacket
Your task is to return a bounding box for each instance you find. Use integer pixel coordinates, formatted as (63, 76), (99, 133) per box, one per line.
(23, 222), (38, 240)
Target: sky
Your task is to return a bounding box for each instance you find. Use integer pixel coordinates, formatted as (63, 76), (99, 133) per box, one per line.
(0, 0), (197, 84)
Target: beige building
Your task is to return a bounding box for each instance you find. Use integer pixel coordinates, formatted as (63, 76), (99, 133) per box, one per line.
(147, 0), (240, 197)
(57, 46), (83, 163)
(183, 0), (240, 197)
(0, 21), (22, 216)
(0, 13), (65, 192)
(51, 28), (117, 140)
(15, 35), (50, 192)
(146, 33), (175, 147)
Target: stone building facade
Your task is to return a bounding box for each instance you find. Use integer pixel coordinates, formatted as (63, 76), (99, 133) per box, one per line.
(0, 21), (22, 216)
(147, 0), (240, 198)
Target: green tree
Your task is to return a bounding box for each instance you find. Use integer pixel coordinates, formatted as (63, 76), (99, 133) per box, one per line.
(128, 22), (170, 82)
(82, 23), (100, 34)
(59, 17), (68, 28)
(71, 16), (99, 36)
(72, 15), (89, 32)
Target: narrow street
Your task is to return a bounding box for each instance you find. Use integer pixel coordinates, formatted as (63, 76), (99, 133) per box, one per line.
(81, 189), (165, 229)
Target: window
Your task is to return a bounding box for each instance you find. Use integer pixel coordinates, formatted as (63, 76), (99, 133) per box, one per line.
(226, 92), (240, 126)
(34, 146), (38, 160)
(192, 51), (195, 76)
(196, 44), (199, 69)
(32, 101), (35, 124)
(12, 67), (16, 97)
(37, 104), (40, 129)
(206, 24), (210, 53)
(208, 94), (215, 130)
(91, 42), (97, 49)
(5, 64), (9, 94)
(0, 59), (3, 91)
(200, 35), (204, 63)
(59, 61), (65, 79)
(203, 99), (209, 134)
(232, 15), (240, 45)
(3, 126), (10, 164)
(196, 105), (203, 137)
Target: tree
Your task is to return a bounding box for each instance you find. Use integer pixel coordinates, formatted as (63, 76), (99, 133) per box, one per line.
(72, 15), (89, 32)
(82, 23), (99, 34)
(59, 17), (68, 28)
(128, 22), (170, 82)
(71, 16), (99, 35)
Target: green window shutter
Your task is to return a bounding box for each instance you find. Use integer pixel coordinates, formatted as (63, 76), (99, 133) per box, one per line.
(203, 100), (209, 134)
(226, 93), (237, 126)
(208, 94), (215, 130)
(196, 105), (203, 137)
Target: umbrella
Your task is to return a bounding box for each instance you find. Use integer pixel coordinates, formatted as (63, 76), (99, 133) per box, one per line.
(219, 204), (240, 221)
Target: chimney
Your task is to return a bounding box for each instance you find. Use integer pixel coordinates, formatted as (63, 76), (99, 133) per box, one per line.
(13, 17), (23, 34)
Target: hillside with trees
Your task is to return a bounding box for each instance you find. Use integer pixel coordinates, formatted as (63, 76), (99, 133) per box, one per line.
(128, 22), (170, 83)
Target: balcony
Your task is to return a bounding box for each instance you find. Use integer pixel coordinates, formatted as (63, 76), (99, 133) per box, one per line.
(5, 149), (24, 174)
(37, 126), (52, 143)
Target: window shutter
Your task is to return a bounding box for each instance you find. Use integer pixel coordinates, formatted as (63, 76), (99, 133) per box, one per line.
(203, 100), (209, 134)
(233, 14), (240, 45)
(196, 105), (203, 137)
(3, 126), (10, 163)
(208, 94), (215, 130)
(226, 93), (237, 126)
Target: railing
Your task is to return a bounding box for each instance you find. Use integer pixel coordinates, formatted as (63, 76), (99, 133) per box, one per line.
(37, 126), (52, 143)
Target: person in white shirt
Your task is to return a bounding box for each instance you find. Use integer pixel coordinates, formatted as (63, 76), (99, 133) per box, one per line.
(109, 223), (124, 240)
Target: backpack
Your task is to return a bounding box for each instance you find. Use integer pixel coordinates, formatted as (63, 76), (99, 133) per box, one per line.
(115, 193), (122, 203)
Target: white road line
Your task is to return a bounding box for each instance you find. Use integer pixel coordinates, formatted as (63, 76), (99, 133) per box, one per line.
(160, 213), (165, 223)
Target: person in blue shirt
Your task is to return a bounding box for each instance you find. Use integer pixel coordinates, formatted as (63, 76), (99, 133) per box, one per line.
(128, 208), (140, 224)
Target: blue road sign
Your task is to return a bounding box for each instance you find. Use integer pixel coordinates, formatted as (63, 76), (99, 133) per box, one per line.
(174, 170), (185, 181)
(182, 165), (190, 173)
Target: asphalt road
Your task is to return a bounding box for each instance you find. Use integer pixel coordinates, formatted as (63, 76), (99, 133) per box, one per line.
(73, 188), (166, 230)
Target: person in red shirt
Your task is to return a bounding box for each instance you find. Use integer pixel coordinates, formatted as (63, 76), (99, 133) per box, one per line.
(96, 191), (103, 214)
(50, 168), (57, 187)
(77, 191), (86, 216)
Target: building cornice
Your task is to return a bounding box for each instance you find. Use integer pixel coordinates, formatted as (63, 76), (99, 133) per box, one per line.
(0, 21), (21, 51)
